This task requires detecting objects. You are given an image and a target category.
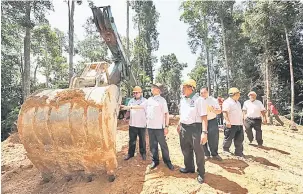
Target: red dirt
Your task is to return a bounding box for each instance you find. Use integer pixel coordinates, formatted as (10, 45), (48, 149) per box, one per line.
(2, 116), (303, 194)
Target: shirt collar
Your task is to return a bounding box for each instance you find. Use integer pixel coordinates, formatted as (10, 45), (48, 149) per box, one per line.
(185, 92), (195, 99)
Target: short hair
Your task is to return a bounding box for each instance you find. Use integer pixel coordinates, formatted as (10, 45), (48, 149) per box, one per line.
(200, 87), (208, 92)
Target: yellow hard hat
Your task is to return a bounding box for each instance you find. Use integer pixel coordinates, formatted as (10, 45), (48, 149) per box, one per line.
(133, 86), (142, 93)
(182, 79), (196, 88)
(228, 87), (240, 95)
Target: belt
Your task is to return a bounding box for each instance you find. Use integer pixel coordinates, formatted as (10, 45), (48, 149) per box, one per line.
(247, 117), (262, 120)
(181, 123), (196, 127)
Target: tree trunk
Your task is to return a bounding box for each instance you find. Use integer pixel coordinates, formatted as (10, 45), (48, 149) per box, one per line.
(204, 15), (211, 94)
(284, 25), (295, 124)
(33, 63), (39, 86)
(126, 0), (130, 59)
(68, 0), (75, 83)
(23, 1), (31, 101)
(220, 15), (230, 92)
(20, 53), (24, 103)
(265, 43), (271, 117)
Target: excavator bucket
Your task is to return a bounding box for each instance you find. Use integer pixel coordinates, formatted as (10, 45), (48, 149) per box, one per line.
(17, 85), (121, 181)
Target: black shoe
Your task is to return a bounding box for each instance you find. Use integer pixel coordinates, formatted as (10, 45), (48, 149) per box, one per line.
(212, 155), (223, 161)
(197, 175), (204, 184)
(166, 163), (174, 170)
(149, 162), (159, 169)
(141, 154), (146, 161)
(179, 168), (195, 173)
(124, 155), (133, 161)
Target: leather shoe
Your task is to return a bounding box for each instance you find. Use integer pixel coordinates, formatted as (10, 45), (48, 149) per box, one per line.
(149, 162), (159, 169)
(179, 168), (195, 173)
(197, 175), (204, 184)
(166, 163), (174, 170)
(212, 155), (223, 161)
(141, 154), (146, 161)
(124, 155), (133, 161)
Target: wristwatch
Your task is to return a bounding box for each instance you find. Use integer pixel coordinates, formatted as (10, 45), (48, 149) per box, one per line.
(202, 130), (208, 134)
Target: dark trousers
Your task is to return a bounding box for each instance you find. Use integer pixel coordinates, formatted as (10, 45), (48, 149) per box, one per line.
(217, 113), (224, 125)
(223, 125), (244, 156)
(148, 128), (171, 164)
(244, 117), (263, 145)
(180, 123), (205, 176)
(128, 126), (146, 156)
(203, 118), (219, 156)
(270, 114), (284, 126)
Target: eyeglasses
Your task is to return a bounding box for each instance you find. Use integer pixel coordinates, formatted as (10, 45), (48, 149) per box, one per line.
(133, 92), (140, 95)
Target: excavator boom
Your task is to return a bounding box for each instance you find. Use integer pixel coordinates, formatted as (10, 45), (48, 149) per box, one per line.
(91, 6), (137, 86)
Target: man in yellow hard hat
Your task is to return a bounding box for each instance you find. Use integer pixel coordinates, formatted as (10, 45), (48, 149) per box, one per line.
(123, 86), (147, 161)
(121, 83), (174, 171)
(177, 79), (208, 184)
(222, 87), (244, 158)
(243, 91), (267, 146)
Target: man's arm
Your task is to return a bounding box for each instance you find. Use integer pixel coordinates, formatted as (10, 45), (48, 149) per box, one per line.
(223, 111), (231, 124)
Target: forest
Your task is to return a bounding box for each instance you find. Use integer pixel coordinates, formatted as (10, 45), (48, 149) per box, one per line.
(1, 0), (303, 141)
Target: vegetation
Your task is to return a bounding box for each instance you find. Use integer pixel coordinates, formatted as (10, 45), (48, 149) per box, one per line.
(1, 1), (303, 140)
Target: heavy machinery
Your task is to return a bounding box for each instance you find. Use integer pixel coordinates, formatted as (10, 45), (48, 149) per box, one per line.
(17, 6), (136, 182)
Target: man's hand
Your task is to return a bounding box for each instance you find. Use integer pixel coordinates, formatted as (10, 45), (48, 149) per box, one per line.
(120, 105), (130, 110)
(226, 121), (231, 128)
(208, 106), (214, 112)
(201, 133), (208, 145)
(164, 127), (169, 136)
(177, 125), (181, 134)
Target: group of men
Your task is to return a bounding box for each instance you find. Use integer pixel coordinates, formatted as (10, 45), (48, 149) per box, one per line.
(121, 79), (268, 184)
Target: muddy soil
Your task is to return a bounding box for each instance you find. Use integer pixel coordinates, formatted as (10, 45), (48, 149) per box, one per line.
(2, 116), (303, 194)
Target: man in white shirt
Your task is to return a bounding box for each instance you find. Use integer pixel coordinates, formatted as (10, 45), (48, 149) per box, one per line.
(121, 83), (174, 171)
(200, 87), (222, 161)
(243, 91), (267, 146)
(177, 79), (208, 184)
(222, 87), (244, 157)
(124, 86), (147, 161)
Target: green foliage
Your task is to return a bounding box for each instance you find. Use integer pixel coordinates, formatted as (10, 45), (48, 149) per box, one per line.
(155, 54), (187, 104)
(188, 56), (207, 91)
(76, 17), (108, 62)
(131, 1), (160, 81)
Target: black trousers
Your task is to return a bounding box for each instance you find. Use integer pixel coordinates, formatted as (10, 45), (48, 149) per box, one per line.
(128, 126), (146, 156)
(148, 128), (171, 164)
(217, 113), (224, 125)
(223, 125), (244, 156)
(244, 117), (263, 145)
(180, 123), (205, 176)
(203, 118), (219, 156)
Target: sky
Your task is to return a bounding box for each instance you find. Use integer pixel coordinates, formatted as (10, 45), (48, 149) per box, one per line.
(47, 0), (197, 81)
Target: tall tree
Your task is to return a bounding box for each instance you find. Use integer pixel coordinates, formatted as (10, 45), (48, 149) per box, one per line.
(77, 17), (108, 63)
(67, 0), (82, 83)
(3, 1), (53, 100)
(131, 1), (160, 82)
(155, 54), (187, 104)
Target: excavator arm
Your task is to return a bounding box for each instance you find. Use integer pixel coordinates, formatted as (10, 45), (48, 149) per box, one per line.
(91, 6), (137, 86)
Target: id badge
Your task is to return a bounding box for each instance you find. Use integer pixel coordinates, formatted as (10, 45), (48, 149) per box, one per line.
(190, 99), (195, 107)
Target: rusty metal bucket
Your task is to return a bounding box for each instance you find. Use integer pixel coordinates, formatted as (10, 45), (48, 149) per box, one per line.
(17, 85), (121, 181)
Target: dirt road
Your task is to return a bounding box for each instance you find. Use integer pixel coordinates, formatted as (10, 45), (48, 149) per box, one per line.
(2, 118), (303, 194)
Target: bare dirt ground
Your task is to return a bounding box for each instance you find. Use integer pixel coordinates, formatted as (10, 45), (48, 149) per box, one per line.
(2, 116), (303, 194)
